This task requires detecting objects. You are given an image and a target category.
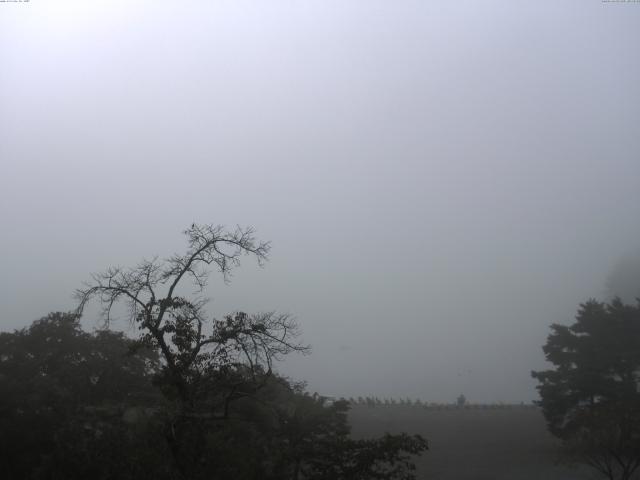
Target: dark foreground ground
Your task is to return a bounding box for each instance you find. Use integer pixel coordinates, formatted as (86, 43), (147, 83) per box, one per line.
(348, 405), (599, 480)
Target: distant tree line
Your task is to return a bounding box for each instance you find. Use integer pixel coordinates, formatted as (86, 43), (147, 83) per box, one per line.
(345, 396), (536, 410)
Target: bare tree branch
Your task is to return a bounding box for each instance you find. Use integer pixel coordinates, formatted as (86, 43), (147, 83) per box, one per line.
(75, 223), (306, 415)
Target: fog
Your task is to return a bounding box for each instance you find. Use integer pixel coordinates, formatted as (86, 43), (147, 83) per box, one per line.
(1, 0), (639, 404)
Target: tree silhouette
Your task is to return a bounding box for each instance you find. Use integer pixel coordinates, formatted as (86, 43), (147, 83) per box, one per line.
(532, 298), (640, 480)
(72, 223), (429, 479)
(75, 223), (309, 477)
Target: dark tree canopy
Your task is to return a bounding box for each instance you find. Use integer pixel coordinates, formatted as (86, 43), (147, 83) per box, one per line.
(532, 298), (640, 480)
(0, 311), (429, 480)
(0, 312), (165, 479)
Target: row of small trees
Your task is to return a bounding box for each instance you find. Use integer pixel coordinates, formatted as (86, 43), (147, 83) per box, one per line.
(346, 397), (536, 409)
(347, 397), (426, 407)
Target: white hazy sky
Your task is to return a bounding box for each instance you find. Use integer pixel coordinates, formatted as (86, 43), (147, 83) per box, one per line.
(1, 0), (640, 403)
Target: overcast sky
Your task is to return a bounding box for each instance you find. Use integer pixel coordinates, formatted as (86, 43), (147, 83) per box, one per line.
(1, 0), (639, 403)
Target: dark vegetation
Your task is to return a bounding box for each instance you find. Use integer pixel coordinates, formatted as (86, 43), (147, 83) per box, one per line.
(532, 298), (640, 480)
(0, 224), (427, 480)
(1, 222), (639, 479)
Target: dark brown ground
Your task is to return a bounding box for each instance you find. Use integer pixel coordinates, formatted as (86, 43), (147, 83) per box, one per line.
(348, 405), (600, 480)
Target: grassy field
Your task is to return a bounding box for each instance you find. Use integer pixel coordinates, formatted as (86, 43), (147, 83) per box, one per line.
(348, 405), (599, 480)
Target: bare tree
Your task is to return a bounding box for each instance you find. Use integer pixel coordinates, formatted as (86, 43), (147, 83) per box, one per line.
(75, 223), (308, 410)
(75, 224), (310, 477)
